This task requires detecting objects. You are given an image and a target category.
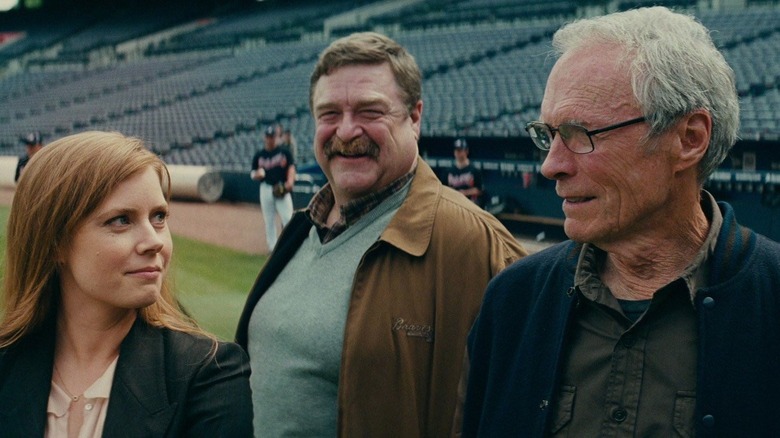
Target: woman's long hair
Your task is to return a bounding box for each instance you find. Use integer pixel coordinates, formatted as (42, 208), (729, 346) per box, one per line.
(0, 131), (214, 348)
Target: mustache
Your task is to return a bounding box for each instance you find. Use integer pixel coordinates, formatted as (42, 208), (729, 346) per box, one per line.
(323, 136), (380, 159)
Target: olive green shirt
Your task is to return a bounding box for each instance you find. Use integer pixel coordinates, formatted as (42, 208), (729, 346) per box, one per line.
(549, 192), (723, 437)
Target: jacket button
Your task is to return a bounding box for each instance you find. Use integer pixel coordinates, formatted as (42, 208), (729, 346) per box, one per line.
(702, 414), (715, 427)
(611, 408), (628, 423)
(702, 296), (715, 308)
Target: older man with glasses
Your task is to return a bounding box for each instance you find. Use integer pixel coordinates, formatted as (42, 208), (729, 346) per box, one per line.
(459, 6), (780, 437)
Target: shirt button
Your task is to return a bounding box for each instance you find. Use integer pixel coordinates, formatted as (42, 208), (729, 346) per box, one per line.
(702, 414), (715, 427)
(85, 403), (94, 411)
(702, 296), (715, 308)
(611, 408), (628, 423)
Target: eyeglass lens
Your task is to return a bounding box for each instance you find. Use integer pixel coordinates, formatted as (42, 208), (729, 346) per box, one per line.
(528, 123), (590, 153)
(528, 125), (551, 149)
(557, 125), (590, 153)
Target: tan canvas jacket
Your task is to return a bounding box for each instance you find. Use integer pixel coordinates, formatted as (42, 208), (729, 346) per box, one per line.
(236, 158), (526, 437)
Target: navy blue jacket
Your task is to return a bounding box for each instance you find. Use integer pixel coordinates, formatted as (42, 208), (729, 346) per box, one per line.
(463, 202), (780, 437)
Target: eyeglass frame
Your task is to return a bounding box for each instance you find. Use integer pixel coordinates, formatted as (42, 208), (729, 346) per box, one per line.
(525, 116), (647, 154)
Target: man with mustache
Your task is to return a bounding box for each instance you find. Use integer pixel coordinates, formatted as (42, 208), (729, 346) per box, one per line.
(236, 32), (526, 437)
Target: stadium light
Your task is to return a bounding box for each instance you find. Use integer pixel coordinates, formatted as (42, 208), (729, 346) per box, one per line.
(0, 0), (18, 12)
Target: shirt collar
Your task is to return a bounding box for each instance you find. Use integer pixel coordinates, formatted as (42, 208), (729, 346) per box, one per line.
(83, 356), (118, 399)
(47, 356), (119, 417)
(679, 190), (722, 297)
(48, 382), (73, 418)
(306, 166), (416, 243)
(573, 190), (723, 304)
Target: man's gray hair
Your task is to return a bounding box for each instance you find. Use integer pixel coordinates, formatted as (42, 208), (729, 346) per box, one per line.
(553, 6), (739, 183)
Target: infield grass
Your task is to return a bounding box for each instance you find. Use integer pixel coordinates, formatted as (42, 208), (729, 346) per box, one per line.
(0, 206), (265, 341)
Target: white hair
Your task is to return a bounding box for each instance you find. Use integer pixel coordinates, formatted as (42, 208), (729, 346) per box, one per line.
(553, 6), (739, 183)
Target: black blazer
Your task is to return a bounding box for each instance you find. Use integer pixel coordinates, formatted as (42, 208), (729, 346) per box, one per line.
(0, 317), (253, 437)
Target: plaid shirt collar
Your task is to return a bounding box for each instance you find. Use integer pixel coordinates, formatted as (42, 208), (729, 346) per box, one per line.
(306, 169), (416, 244)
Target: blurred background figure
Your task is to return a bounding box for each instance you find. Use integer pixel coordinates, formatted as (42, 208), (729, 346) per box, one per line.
(250, 125), (296, 251)
(445, 138), (483, 206)
(15, 131), (44, 183)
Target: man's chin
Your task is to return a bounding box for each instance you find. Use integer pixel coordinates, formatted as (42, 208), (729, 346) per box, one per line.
(563, 219), (593, 243)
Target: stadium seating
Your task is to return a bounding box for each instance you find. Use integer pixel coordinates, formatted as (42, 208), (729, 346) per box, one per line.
(1, 0), (779, 170)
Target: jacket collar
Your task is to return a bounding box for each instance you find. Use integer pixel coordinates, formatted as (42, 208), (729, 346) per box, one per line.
(101, 318), (176, 437)
(378, 157), (441, 257)
(0, 318), (176, 437)
(708, 200), (756, 286)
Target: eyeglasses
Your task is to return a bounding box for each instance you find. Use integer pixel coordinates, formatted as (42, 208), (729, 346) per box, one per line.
(525, 116), (647, 154)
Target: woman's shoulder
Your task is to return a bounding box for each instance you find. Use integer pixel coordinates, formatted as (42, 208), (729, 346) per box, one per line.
(163, 329), (247, 366)
(130, 322), (248, 375)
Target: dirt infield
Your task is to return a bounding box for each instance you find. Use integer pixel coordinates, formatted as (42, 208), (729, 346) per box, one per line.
(165, 200), (269, 255)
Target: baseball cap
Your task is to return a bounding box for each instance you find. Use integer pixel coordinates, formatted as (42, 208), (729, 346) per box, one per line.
(22, 131), (42, 145)
(454, 138), (468, 149)
(264, 126), (275, 137)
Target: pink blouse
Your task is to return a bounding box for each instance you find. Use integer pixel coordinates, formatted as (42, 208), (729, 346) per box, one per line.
(45, 357), (118, 438)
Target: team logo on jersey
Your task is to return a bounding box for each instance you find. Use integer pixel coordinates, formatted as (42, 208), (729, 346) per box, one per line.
(256, 153), (288, 169)
(448, 173), (475, 188)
